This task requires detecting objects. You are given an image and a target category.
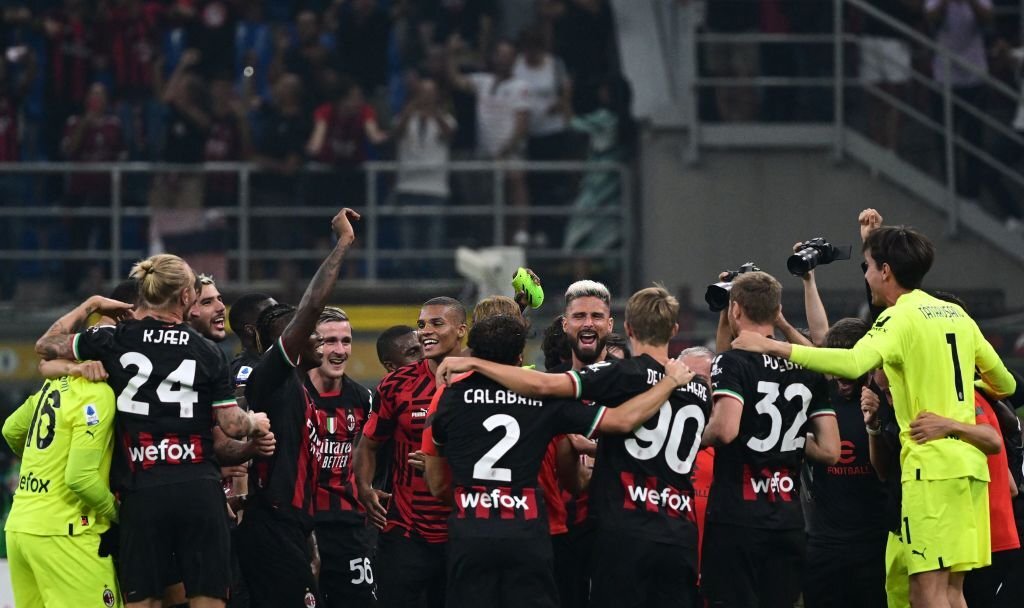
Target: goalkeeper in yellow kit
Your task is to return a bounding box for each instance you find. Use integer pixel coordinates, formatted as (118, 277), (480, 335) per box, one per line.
(3, 363), (122, 607)
(732, 220), (1016, 608)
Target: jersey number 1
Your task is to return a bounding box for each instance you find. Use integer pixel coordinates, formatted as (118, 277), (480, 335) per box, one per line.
(946, 334), (965, 402)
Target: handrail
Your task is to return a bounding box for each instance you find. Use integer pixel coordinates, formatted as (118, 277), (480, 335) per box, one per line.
(0, 160), (624, 173)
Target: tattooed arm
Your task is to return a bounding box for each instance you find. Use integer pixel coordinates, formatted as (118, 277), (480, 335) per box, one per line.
(35, 296), (133, 361)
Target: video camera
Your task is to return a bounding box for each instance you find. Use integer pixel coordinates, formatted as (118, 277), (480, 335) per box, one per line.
(786, 238), (852, 277)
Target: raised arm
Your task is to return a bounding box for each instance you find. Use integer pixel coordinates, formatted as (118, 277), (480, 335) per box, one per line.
(800, 270), (829, 346)
(279, 208), (360, 358)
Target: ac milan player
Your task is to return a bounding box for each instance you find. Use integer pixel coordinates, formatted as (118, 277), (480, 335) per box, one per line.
(353, 297), (467, 608)
(436, 286), (712, 608)
(35, 253), (271, 607)
(423, 315), (696, 607)
(236, 208), (360, 608)
(701, 271), (840, 608)
(307, 307), (377, 608)
(188, 274), (227, 343)
(549, 280), (615, 608)
(375, 325), (424, 373)
(227, 292), (278, 383)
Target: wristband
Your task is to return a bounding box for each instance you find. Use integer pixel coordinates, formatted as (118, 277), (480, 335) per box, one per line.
(865, 423), (881, 436)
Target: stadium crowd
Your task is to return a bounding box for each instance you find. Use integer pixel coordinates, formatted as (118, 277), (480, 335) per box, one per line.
(0, 0), (627, 296)
(2, 205), (1023, 608)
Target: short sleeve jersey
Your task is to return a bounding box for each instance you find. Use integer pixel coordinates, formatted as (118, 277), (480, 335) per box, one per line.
(709, 349), (833, 530)
(308, 374), (372, 524)
(567, 355), (710, 557)
(362, 359), (451, 542)
(73, 319), (236, 491)
(790, 289), (1004, 482)
(244, 338), (321, 531)
(4, 376), (116, 536)
(429, 372), (603, 539)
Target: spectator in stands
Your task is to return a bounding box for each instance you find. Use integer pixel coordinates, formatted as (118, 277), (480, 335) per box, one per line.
(0, 50), (34, 300)
(429, 0), (497, 67)
(306, 73), (389, 206)
(60, 82), (126, 294)
(43, 0), (97, 160)
(235, 2), (275, 105)
(703, 0), (759, 122)
(335, 0), (392, 101)
(858, 0), (918, 151)
(447, 35), (531, 244)
(563, 75), (634, 279)
(982, 40), (1024, 231)
(927, 0), (991, 199)
(514, 26), (574, 209)
(539, 0), (618, 112)
(204, 78), (251, 204)
(99, 0), (162, 160)
(184, 0), (240, 80)
(393, 75), (457, 275)
(283, 10), (336, 99)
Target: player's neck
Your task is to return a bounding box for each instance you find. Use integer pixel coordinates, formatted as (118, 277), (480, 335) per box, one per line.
(632, 342), (668, 365)
(572, 350), (606, 371)
(882, 286), (913, 307)
(737, 321), (774, 338)
(308, 368), (341, 394)
(137, 306), (184, 324)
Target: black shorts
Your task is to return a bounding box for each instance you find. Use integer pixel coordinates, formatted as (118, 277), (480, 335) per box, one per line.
(447, 536), (558, 608)
(119, 479), (232, 603)
(700, 522), (804, 608)
(553, 526), (594, 608)
(589, 528), (697, 608)
(235, 505), (321, 608)
(316, 520), (378, 608)
(803, 538), (886, 608)
(375, 528), (445, 608)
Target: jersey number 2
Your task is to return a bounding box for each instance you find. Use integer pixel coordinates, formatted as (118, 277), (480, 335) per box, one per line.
(116, 352), (199, 417)
(473, 414), (520, 482)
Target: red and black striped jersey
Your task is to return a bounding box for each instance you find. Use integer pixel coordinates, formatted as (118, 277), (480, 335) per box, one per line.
(244, 339), (321, 532)
(307, 374), (372, 523)
(363, 359), (451, 542)
(72, 319), (236, 492)
(428, 372), (604, 539)
(539, 437), (568, 535)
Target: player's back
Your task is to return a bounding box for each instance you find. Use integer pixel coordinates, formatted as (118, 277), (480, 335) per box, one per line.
(709, 348), (831, 530)
(74, 318), (235, 490)
(4, 376), (116, 536)
(432, 372), (603, 539)
(572, 355), (710, 547)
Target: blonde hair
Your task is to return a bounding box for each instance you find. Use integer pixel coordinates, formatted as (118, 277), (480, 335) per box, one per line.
(473, 296), (522, 324)
(625, 285), (679, 346)
(729, 271), (781, 325)
(130, 254), (195, 309)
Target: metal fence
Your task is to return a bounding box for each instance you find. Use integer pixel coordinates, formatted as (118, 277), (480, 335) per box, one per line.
(0, 160), (635, 295)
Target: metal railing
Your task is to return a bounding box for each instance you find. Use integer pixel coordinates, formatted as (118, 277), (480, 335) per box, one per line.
(672, 0), (1024, 238)
(0, 160), (634, 295)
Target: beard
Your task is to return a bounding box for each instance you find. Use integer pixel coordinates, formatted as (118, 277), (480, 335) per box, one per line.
(570, 334), (608, 365)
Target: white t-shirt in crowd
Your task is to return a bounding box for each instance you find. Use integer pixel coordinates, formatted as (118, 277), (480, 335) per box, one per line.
(396, 111), (456, 198)
(468, 73), (530, 158)
(513, 54), (568, 137)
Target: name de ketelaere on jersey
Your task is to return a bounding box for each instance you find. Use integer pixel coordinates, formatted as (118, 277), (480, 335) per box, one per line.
(362, 359), (451, 542)
(307, 374), (372, 523)
(73, 320), (237, 491)
(567, 355), (710, 558)
(429, 372), (605, 539)
(709, 349), (833, 530)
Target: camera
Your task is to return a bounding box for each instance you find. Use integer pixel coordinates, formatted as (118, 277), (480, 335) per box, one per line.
(705, 262), (759, 312)
(787, 237), (852, 277)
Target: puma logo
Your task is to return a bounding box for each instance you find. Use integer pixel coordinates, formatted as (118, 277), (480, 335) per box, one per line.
(874, 316), (891, 328)
(912, 548), (927, 560)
